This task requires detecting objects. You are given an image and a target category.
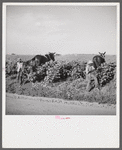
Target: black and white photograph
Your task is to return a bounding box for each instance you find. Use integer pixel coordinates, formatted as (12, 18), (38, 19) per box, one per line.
(4, 3), (119, 115)
(2, 2), (120, 148)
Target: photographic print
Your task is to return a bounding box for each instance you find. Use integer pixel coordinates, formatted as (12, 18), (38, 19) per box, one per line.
(4, 3), (119, 115)
(2, 2), (120, 148)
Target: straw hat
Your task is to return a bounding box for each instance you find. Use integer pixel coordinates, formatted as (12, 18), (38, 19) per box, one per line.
(87, 60), (93, 65)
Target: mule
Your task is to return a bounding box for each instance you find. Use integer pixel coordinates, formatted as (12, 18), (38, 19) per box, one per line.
(92, 52), (106, 69)
(25, 52), (55, 67)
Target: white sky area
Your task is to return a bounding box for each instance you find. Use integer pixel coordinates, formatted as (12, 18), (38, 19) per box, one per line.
(6, 5), (117, 55)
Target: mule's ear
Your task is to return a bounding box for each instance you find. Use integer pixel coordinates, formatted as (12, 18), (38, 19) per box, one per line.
(99, 52), (101, 55)
(104, 52), (106, 54)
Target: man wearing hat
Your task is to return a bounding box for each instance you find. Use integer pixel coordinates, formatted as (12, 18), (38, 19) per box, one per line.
(85, 60), (100, 92)
(16, 58), (23, 84)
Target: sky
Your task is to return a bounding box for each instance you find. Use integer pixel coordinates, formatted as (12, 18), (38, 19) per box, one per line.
(6, 4), (117, 55)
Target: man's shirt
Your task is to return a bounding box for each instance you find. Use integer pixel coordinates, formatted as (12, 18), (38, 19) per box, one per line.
(86, 65), (95, 75)
(17, 62), (23, 72)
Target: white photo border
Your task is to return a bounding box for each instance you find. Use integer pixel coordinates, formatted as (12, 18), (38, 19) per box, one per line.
(2, 2), (120, 148)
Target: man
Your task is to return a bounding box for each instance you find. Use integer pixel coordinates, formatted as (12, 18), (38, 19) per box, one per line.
(86, 60), (100, 92)
(16, 58), (23, 84)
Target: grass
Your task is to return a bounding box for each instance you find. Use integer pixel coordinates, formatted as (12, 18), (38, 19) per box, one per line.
(6, 75), (116, 104)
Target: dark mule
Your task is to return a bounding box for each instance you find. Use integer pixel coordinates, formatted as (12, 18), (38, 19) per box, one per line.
(92, 52), (106, 69)
(25, 52), (55, 67)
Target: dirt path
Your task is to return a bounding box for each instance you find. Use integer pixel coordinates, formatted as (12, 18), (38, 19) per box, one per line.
(6, 93), (116, 115)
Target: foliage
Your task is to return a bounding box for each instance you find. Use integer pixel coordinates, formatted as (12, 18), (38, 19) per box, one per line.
(6, 54), (116, 104)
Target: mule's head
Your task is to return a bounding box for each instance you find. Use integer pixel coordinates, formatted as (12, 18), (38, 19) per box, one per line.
(49, 52), (56, 61)
(99, 52), (106, 58)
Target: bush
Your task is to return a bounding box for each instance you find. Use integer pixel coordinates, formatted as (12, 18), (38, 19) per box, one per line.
(25, 60), (86, 84)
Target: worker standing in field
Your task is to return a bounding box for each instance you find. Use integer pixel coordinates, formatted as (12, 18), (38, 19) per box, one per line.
(85, 60), (100, 92)
(16, 58), (23, 84)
